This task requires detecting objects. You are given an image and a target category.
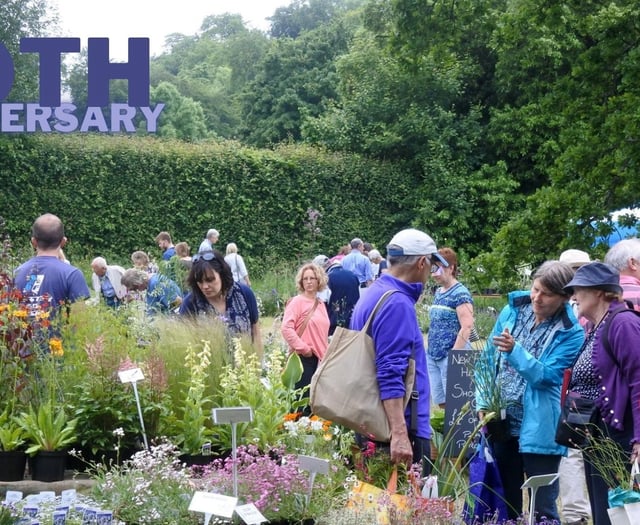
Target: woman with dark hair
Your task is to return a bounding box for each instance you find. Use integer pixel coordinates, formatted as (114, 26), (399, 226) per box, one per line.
(179, 250), (261, 351)
(475, 260), (584, 523)
(563, 262), (640, 525)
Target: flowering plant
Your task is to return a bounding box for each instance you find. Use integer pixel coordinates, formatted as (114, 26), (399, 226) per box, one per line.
(280, 413), (353, 459)
(88, 439), (198, 524)
(196, 443), (348, 522)
(167, 341), (215, 455)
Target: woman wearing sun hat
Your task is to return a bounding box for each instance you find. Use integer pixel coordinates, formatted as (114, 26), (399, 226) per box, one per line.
(563, 262), (640, 525)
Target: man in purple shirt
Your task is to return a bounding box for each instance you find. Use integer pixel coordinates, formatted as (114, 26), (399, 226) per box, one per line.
(14, 213), (90, 321)
(350, 228), (448, 475)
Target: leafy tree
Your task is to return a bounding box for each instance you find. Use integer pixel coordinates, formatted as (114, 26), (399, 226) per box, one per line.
(200, 13), (247, 41)
(151, 18), (270, 138)
(0, 0), (55, 102)
(240, 16), (355, 146)
(482, 0), (640, 285)
(303, 2), (516, 256)
(151, 81), (209, 140)
(269, 0), (344, 38)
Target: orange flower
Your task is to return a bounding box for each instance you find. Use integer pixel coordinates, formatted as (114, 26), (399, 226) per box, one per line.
(283, 412), (300, 422)
(49, 337), (64, 357)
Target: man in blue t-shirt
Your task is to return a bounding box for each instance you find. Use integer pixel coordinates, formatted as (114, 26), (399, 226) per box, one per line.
(155, 231), (176, 261)
(14, 213), (91, 324)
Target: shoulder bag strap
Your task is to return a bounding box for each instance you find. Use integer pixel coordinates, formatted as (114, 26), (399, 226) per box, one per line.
(600, 304), (640, 366)
(297, 298), (320, 337)
(362, 290), (397, 334)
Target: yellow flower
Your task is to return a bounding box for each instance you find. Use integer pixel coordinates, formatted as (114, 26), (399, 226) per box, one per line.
(49, 338), (64, 357)
(35, 310), (50, 321)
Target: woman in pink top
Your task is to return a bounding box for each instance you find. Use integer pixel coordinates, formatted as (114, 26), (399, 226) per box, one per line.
(281, 262), (330, 414)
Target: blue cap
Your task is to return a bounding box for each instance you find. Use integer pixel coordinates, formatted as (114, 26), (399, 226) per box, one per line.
(563, 262), (622, 294)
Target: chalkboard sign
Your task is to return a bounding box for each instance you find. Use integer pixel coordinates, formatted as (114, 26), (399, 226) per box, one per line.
(442, 349), (477, 456)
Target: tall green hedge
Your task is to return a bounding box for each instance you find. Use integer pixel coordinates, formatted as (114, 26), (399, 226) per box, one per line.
(0, 135), (420, 275)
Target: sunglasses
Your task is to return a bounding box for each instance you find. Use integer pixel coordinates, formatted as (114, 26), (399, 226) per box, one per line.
(431, 264), (444, 275)
(192, 251), (216, 262)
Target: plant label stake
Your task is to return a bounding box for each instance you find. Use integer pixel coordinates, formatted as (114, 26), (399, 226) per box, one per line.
(189, 490), (238, 525)
(298, 455), (329, 507)
(3, 490), (23, 504)
(235, 503), (267, 524)
(521, 473), (558, 525)
(212, 407), (253, 498)
(118, 367), (148, 450)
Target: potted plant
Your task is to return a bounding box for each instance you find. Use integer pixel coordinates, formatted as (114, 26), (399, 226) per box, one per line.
(17, 400), (78, 481)
(0, 407), (27, 481)
(473, 347), (510, 442)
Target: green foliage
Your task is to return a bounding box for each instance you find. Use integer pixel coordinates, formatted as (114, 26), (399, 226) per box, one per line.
(281, 351), (303, 390)
(165, 341), (215, 455)
(213, 338), (306, 451)
(17, 401), (78, 454)
(0, 134), (417, 270)
(0, 408), (25, 451)
(269, 0), (352, 38)
(0, 0), (54, 102)
(240, 14), (356, 146)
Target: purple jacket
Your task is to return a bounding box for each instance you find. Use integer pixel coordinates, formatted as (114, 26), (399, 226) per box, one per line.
(350, 273), (430, 439)
(593, 300), (640, 443)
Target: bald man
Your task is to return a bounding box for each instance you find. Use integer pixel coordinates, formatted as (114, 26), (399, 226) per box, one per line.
(14, 213), (90, 318)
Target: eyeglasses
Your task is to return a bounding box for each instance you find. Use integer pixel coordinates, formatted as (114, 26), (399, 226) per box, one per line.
(303, 276), (318, 281)
(192, 251), (215, 262)
(431, 264), (443, 275)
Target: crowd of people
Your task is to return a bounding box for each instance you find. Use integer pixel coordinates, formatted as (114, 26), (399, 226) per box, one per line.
(11, 213), (640, 525)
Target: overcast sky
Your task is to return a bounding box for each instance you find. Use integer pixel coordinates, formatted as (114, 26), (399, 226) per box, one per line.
(49, 0), (290, 61)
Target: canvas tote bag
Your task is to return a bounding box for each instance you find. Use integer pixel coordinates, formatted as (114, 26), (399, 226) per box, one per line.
(309, 290), (415, 442)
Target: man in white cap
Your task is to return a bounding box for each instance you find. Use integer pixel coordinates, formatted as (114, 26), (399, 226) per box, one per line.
(557, 248), (591, 525)
(559, 249), (591, 270)
(350, 228), (448, 475)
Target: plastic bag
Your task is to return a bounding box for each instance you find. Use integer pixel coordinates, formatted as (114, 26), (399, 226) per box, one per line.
(463, 434), (509, 524)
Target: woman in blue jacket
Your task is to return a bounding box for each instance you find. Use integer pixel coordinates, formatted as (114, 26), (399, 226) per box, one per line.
(476, 260), (584, 522)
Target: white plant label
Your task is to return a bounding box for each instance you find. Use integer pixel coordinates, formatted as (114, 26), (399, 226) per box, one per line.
(118, 367), (144, 383)
(188, 491), (237, 519)
(235, 503), (267, 524)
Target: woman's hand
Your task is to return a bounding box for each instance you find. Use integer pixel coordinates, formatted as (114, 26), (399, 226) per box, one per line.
(631, 442), (640, 463)
(493, 327), (515, 353)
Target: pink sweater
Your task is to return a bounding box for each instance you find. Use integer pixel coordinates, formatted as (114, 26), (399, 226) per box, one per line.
(281, 295), (330, 360)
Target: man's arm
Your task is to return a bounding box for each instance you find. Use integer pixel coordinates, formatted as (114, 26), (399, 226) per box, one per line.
(382, 398), (413, 466)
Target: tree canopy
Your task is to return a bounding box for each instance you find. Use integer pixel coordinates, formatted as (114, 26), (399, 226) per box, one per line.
(2, 0), (639, 290)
